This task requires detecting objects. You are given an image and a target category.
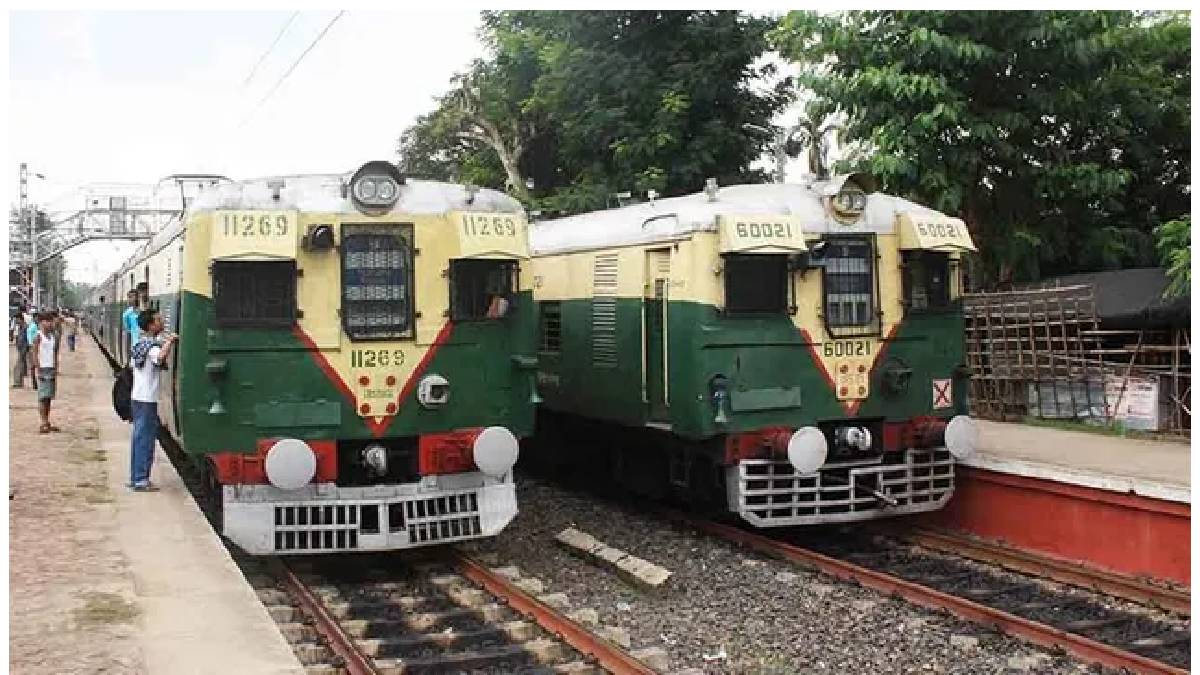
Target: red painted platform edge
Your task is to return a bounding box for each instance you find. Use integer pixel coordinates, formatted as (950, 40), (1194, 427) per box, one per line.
(917, 467), (1191, 587)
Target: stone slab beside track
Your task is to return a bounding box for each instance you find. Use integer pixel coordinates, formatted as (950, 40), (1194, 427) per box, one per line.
(9, 339), (304, 675)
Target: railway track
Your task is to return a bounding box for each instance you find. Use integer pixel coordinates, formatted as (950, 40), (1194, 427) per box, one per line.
(238, 550), (656, 675)
(688, 518), (1189, 675)
(889, 526), (1190, 615)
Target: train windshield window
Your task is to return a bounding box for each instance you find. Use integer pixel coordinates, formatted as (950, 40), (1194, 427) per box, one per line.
(822, 237), (878, 335)
(450, 259), (517, 321)
(341, 224), (414, 340)
(212, 260), (297, 328)
(902, 251), (952, 311)
(724, 254), (788, 314)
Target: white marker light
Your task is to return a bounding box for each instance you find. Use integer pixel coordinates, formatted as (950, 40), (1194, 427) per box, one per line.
(787, 426), (828, 475)
(944, 415), (978, 460)
(264, 438), (317, 490)
(473, 426), (519, 478)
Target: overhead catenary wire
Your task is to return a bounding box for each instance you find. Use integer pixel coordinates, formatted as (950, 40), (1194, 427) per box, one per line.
(241, 10), (346, 127)
(242, 11), (301, 88)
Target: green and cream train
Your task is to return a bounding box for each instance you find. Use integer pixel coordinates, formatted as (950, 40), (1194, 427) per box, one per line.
(86, 161), (538, 554)
(527, 174), (979, 526)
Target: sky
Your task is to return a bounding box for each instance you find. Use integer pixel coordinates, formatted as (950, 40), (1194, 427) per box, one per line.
(9, 10), (486, 283)
(7, 9), (811, 285)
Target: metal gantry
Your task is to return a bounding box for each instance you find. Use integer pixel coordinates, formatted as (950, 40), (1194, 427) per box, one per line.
(9, 171), (229, 309)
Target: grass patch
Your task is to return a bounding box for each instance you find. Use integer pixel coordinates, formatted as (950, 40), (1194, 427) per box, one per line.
(1019, 416), (1180, 442)
(73, 591), (139, 627)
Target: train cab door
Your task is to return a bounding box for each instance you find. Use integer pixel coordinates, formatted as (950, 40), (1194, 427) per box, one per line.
(644, 249), (671, 422)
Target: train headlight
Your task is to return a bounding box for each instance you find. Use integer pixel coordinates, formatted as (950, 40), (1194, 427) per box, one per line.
(355, 178), (378, 201)
(787, 426), (828, 475)
(347, 160), (404, 213)
(473, 426), (519, 478)
(264, 438), (317, 490)
(944, 415), (978, 460)
(362, 443), (388, 477)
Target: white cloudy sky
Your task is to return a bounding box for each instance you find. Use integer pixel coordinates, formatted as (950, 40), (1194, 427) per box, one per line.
(9, 10), (486, 282)
(8, 9), (808, 284)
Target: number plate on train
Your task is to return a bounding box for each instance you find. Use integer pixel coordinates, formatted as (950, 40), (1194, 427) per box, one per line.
(211, 210), (298, 258)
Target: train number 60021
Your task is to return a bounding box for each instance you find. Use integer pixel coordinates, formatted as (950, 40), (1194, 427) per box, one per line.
(823, 340), (873, 358)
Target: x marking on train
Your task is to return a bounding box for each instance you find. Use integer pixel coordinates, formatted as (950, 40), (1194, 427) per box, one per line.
(932, 379), (952, 409)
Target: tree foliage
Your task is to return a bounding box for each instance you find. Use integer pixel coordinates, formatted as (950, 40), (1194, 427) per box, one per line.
(398, 11), (790, 214)
(1156, 215), (1190, 298)
(772, 11), (1190, 286)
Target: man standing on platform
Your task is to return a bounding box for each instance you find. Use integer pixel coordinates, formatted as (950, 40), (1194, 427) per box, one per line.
(29, 312), (59, 434)
(128, 308), (177, 491)
(63, 310), (78, 352)
(11, 310), (28, 388)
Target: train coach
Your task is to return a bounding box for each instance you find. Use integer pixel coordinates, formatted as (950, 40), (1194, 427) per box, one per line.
(527, 173), (979, 526)
(86, 161), (538, 554)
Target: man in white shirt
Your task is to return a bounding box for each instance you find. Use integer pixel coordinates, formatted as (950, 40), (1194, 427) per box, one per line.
(129, 309), (178, 491)
(30, 313), (59, 433)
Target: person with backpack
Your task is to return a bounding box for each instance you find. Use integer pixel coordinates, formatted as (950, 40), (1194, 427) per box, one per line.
(128, 308), (177, 491)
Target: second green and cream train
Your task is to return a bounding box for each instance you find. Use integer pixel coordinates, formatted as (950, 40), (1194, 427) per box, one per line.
(527, 174), (979, 526)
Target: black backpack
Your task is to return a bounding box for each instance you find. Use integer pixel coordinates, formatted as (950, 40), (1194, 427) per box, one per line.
(112, 365), (134, 422)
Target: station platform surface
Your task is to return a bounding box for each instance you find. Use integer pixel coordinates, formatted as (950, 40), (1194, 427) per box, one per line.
(965, 419), (1190, 503)
(9, 340), (303, 675)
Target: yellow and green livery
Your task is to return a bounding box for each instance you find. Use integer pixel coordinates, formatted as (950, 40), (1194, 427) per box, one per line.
(528, 173), (980, 526)
(87, 162), (537, 554)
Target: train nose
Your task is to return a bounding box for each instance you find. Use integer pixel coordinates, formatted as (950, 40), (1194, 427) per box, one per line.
(945, 415), (979, 460)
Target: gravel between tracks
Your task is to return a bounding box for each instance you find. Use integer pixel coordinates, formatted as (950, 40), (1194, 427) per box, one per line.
(462, 478), (1100, 675)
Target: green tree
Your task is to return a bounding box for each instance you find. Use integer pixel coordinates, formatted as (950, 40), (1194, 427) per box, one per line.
(772, 11), (1190, 286)
(1156, 215), (1190, 297)
(399, 11), (790, 213)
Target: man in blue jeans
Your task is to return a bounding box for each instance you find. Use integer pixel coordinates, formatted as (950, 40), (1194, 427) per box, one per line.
(129, 308), (177, 491)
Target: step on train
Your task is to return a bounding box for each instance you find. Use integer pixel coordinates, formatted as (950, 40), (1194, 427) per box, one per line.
(526, 173), (979, 526)
(86, 161), (538, 554)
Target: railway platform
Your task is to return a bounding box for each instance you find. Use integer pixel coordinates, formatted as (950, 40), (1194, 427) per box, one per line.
(8, 340), (304, 675)
(916, 419), (1191, 588)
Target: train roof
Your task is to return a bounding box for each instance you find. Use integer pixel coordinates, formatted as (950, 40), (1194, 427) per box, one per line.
(529, 178), (947, 256)
(189, 173), (523, 216)
(96, 173), (523, 292)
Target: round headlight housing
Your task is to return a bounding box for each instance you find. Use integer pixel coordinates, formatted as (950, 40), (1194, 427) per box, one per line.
(831, 185), (868, 223)
(348, 160), (405, 213)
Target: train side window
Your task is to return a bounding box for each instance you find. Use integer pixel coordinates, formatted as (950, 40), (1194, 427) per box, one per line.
(539, 301), (562, 354)
(449, 259), (517, 321)
(341, 224), (414, 340)
(724, 254), (788, 314)
(902, 251), (952, 312)
(212, 260), (297, 328)
(822, 236), (879, 336)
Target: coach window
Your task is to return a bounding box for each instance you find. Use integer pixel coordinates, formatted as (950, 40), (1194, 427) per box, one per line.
(212, 260), (297, 328)
(901, 251), (953, 312)
(341, 224), (414, 340)
(450, 259), (517, 321)
(539, 301), (562, 354)
(723, 254), (789, 314)
(822, 236), (879, 336)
